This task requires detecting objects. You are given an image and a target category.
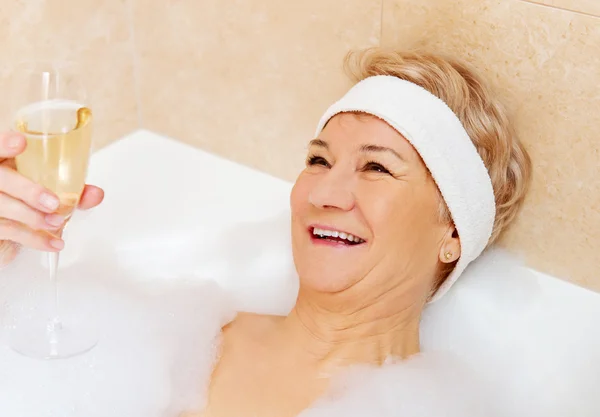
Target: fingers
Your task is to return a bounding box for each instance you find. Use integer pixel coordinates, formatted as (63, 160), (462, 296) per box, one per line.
(0, 132), (101, 262)
(0, 192), (65, 231)
(0, 218), (64, 252)
(0, 132), (26, 160)
(0, 165), (60, 214)
(78, 185), (104, 210)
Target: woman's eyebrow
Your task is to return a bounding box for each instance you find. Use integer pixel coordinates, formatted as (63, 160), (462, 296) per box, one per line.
(308, 139), (328, 149)
(360, 144), (406, 162)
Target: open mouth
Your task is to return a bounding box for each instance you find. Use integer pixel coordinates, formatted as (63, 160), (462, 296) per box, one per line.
(310, 227), (366, 246)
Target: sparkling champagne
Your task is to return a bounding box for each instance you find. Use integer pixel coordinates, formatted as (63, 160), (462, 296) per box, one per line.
(14, 99), (92, 219)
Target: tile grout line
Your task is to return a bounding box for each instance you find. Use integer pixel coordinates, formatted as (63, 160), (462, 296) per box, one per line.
(126, 0), (143, 128)
(518, 0), (600, 19)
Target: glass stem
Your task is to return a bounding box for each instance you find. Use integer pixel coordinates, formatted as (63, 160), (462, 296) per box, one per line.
(48, 228), (64, 333)
(48, 251), (60, 327)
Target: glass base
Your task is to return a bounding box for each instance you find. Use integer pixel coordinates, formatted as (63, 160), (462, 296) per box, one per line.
(9, 317), (98, 360)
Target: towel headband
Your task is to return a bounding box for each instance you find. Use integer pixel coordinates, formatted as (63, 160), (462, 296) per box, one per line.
(315, 75), (496, 303)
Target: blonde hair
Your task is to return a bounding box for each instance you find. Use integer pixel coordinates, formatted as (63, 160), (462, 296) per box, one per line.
(343, 47), (532, 290)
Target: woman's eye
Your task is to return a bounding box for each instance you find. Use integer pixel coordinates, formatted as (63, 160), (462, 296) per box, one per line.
(364, 162), (391, 174)
(307, 155), (330, 168)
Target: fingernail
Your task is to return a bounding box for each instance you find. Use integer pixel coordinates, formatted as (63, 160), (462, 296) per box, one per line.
(7, 135), (23, 149)
(39, 193), (59, 211)
(45, 214), (65, 228)
(49, 239), (64, 250)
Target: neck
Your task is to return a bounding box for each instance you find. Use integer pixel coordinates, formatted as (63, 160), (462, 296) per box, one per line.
(280, 288), (423, 374)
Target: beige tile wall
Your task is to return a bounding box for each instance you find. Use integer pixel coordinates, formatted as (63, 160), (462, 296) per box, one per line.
(131, 0), (382, 179)
(382, 0), (600, 291)
(0, 0), (138, 150)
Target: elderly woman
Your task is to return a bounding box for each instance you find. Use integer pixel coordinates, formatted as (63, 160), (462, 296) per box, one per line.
(0, 48), (531, 416)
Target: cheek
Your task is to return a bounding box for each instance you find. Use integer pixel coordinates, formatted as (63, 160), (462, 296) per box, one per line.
(290, 173), (312, 248)
(364, 182), (441, 253)
(359, 184), (443, 295)
(290, 173), (311, 220)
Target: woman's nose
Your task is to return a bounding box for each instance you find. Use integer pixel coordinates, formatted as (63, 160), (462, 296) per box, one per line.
(308, 172), (355, 211)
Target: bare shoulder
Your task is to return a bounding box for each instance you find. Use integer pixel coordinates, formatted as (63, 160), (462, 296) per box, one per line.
(222, 312), (282, 341)
(220, 312), (283, 353)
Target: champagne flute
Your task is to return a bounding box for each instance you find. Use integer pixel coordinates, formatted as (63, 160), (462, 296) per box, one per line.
(7, 61), (96, 359)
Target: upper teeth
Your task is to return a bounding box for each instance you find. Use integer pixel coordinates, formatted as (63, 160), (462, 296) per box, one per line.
(312, 227), (365, 243)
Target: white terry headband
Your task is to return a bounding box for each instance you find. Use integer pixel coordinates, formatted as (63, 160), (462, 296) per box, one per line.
(315, 75), (496, 303)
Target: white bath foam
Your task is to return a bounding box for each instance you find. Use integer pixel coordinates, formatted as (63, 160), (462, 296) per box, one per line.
(0, 244), (598, 417)
(300, 351), (503, 417)
(421, 249), (600, 417)
(0, 248), (235, 417)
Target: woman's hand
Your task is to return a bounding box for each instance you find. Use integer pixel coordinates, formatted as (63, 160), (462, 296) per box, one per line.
(0, 132), (104, 266)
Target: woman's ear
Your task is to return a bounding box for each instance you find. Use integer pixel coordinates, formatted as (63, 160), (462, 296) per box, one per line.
(438, 225), (461, 263)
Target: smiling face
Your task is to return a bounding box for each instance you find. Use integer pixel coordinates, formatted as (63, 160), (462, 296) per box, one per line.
(290, 113), (460, 304)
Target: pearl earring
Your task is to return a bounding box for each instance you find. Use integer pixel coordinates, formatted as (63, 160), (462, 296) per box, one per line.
(444, 251), (453, 260)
